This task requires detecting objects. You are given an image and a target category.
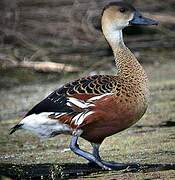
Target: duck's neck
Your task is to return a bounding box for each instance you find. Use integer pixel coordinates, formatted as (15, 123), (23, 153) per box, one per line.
(102, 25), (146, 78)
(102, 25), (149, 101)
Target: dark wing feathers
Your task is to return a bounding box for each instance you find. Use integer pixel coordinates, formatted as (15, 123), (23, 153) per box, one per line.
(25, 75), (115, 117)
(25, 93), (74, 117)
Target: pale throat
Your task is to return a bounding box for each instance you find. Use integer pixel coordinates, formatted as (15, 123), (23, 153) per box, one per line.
(102, 23), (125, 50)
(102, 25), (129, 73)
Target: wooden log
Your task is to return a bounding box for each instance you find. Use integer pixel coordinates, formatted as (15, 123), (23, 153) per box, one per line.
(18, 61), (80, 73)
(0, 59), (80, 73)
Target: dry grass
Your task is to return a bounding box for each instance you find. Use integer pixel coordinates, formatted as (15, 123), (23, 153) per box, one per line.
(0, 62), (175, 179)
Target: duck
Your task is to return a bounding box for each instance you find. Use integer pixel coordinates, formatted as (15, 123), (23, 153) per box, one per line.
(10, 1), (158, 170)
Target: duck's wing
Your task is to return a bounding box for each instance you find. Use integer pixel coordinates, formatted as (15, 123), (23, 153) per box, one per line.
(24, 75), (118, 128)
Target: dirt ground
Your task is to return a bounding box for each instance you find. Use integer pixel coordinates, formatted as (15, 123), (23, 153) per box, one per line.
(0, 61), (175, 179)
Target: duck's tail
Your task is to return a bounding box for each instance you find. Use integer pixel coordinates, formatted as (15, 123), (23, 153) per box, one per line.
(9, 124), (23, 135)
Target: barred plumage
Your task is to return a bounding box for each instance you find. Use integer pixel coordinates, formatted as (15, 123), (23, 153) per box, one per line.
(57, 75), (116, 96)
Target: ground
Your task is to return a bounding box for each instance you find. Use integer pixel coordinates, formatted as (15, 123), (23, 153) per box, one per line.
(0, 62), (175, 179)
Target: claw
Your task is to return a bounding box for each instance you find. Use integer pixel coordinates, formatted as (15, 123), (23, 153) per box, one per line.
(102, 165), (112, 170)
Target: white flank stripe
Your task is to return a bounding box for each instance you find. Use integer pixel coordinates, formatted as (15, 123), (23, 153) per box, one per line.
(67, 94), (112, 109)
(82, 111), (94, 120)
(67, 97), (90, 108)
(66, 102), (72, 107)
(73, 111), (94, 126)
(88, 93), (112, 102)
(72, 112), (84, 126)
(55, 113), (66, 118)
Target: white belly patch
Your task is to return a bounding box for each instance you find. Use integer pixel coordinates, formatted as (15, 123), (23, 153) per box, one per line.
(21, 112), (72, 138)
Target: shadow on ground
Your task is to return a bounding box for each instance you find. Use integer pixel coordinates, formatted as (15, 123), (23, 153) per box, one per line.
(0, 162), (175, 179)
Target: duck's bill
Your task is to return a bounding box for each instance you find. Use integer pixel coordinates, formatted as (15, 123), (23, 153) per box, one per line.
(130, 11), (158, 26)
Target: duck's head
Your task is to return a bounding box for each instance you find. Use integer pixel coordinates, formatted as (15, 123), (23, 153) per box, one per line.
(101, 1), (158, 31)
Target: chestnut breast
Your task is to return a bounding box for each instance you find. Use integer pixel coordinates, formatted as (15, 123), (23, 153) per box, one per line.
(81, 94), (148, 143)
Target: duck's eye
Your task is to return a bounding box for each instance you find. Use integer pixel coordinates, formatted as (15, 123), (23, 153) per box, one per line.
(120, 8), (126, 13)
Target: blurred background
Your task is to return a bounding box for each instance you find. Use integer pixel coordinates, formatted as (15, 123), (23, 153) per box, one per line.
(0, 0), (174, 121)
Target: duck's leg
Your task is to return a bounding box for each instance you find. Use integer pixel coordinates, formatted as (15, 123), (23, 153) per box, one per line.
(91, 143), (101, 161)
(91, 143), (129, 170)
(87, 143), (101, 167)
(70, 135), (111, 170)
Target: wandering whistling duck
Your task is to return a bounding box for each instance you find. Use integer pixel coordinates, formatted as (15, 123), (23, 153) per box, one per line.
(10, 2), (158, 170)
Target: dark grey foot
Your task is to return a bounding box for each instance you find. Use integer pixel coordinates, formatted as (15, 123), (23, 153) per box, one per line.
(88, 160), (141, 170)
(102, 161), (141, 170)
(88, 160), (139, 170)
